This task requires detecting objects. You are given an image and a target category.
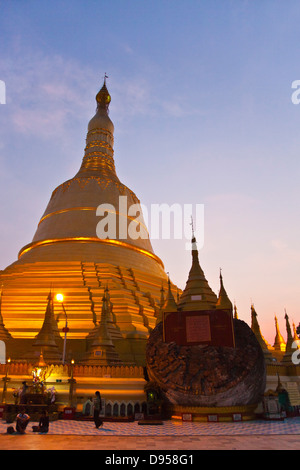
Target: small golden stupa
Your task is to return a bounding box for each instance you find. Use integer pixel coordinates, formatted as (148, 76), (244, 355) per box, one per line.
(0, 79), (176, 365)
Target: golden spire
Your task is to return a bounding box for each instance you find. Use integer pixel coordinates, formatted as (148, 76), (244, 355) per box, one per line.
(102, 284), (122, 339)
(85, 287), (121, 365)
(94, 289), (115, 346)
(164, 275), (177, 313)
(159, 282), (165, 309)
(77, 76), (116, 178)
(273, 315), (286, 352)
(156, 276), (177, 325)
(177, 233), (217, 311)
(282, 310), (295, 362)
(37, 350), (47, 368)
(32, 292), (61, 361)
(250, 304), (273, 361)
(216, 269), (233, 311)
(233, 302), (239, 319)
(96, 74), (111, 111)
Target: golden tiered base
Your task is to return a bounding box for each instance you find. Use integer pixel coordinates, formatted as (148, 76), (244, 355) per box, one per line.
(0, 252), (176, 364)
(1, 260), (168, 337)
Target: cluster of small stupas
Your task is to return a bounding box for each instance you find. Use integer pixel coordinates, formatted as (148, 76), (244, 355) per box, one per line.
(249, 303), (300, 364)
(155, 233), (300, 367)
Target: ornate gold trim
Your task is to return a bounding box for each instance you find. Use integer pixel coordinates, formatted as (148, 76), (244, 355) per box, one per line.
(80, 155), (115, 172)
(82, 150), (113, 159)
(18, 237), (164, 268)
(38, 206), (149, 232)
(87, 128), (114, 140)
(85, 141), (113, 153)
(51, 177), (140, 205)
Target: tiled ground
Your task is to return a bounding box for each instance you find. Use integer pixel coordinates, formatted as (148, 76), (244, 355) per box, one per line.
(0, 417), (299, 450)
(1, 416), (300, 436)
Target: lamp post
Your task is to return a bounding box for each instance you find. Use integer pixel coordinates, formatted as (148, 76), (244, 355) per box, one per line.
(56, 294), (69, 365)
(1, 357), (11, 404)
(68, 359), (76, 408)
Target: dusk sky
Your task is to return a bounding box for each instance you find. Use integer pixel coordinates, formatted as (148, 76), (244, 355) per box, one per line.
(1, 0), (300, 344)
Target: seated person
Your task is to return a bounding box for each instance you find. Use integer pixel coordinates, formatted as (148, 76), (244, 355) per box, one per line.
(33, 410), (49, 433)
(16, 408), (30, 434)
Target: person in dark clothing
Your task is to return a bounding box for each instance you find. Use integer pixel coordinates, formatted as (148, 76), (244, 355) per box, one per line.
(33, 410), (49, 433)
(16, 408), (30, 434)
(19, 382), (28, 404)
(93, 391), (103, 428)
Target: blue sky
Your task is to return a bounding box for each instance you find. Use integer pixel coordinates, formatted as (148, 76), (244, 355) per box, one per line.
(1, 0), (300, 343)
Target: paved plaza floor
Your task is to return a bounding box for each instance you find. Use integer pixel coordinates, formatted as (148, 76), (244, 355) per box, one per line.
(0, 417), (299, 450)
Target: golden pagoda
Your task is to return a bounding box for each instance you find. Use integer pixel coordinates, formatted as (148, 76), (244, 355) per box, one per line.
(0, 79), (172, 365)
(273, 315), (286, 358)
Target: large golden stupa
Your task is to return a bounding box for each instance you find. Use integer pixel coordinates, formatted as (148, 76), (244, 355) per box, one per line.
(0, 80), (173, 365)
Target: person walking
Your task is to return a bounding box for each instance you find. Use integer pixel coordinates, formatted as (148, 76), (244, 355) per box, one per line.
(93, 391), (103, 428)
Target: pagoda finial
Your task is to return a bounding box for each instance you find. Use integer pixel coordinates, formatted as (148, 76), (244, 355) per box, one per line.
(190, 216), (194, 237)
(96, 75), (111, 111)
(190, 216), (197, 251)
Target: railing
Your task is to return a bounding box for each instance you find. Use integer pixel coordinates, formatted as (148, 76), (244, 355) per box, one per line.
(73, 365), (144, 378)
(0, 362), (145, 379)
